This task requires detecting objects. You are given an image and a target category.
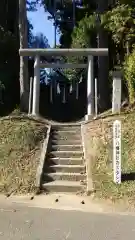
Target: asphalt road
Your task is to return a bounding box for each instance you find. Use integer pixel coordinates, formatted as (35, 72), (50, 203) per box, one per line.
(0, 203), (135, 240)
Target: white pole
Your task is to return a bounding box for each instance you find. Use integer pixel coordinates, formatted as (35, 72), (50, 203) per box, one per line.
(85, 55), (94, 120)
(113, 120), (121, 184)
(32, 56), (40, 115)
(50, 82), (53, 103)
(112, 71), (122, 113)
(70, 83), (73, 93)
(76, 81), (79, 99)
(95, 78), (98, 117)
(62, 85), (66, 103)
(28, 77), (33, 114)
(57, 82), (60, 94)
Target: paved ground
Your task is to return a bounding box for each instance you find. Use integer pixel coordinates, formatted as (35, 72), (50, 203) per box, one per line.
(0, 201), (135, 240)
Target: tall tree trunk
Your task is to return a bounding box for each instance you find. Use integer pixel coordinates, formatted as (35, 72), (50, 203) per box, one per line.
(97, 0), (110, 113)
(19, 0), (29, 112)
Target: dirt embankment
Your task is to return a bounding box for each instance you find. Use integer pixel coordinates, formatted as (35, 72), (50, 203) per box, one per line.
(83, 111), (135, 210)
(0, 117), (48, 195)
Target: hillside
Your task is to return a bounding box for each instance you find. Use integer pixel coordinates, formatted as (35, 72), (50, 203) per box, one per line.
(0, 116), (47, 195)
(83, 110), (135, 210)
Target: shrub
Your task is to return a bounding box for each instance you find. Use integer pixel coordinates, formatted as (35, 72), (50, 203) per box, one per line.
(124, 49), (135, 104)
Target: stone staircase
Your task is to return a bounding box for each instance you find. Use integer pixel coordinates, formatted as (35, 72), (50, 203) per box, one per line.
(42, 125), (86, 193)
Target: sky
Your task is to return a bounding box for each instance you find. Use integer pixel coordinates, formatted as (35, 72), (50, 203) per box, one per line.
(27, 4), (60, 47)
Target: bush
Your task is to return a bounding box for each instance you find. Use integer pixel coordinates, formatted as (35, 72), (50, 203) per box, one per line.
(124, 49), (135, 104)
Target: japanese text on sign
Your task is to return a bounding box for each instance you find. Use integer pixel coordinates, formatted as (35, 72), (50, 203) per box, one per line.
(113, 120), (121, 184)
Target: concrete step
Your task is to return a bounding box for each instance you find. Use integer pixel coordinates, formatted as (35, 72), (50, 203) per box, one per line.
(51, 144), (83, 151)
(45, 164), (86, 173)
(52, 129), (80, 134)
(47, 157), (84, 165)
(48, 150), (83, 158)
(51, 130), (81, 138)
(51, 139), (82, 145)
(51, 134), (81, 141)
(44, 172), (86, 182)
(42, 180), (83, 193)
(52, 125), (81, 132)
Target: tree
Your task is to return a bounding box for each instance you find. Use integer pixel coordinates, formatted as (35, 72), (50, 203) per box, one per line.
(31, 33), (50, 48)
(17, 0), (135, 113)
(42, 0), (93, 47)
(19, 0), (29, 111)
(97, 0), (110, 112)
(19, 0), (41, 111)
(0, 0), (20, 116)
(102, 4), (135, 57)
(42, 0), (111, 111)
(0, 0), (45, 115)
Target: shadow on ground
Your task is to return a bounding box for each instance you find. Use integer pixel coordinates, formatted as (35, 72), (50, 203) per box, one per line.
(122, 172), (135, 182)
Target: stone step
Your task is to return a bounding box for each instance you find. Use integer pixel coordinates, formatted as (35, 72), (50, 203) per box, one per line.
(48, 150), (83, 158)
(47, 157), (84, 165)
(45, 164), (86, 173)
(51, 130), (81, 138)
(42, 180), (83, 193)
(51, 144), (83, 151)
(52, 125), (81, 132)
(52, 129), (80, 133)
(51, 134), (81, 141)
(51, 139), (82, 145)
(44, 172), (86, 182)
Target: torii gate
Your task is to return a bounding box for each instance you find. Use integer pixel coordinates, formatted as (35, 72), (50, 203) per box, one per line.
(19, 48), (108, 120)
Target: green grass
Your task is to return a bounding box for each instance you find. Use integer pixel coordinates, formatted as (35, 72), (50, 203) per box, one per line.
(0, 118), (47, 195)
(85, 111), (135, 206)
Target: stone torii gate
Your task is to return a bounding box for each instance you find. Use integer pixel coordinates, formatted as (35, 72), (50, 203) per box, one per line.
(19, 48), (108, 120)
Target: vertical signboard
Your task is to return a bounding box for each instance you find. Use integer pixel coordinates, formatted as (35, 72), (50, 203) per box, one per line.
(113, 120), (121, 184)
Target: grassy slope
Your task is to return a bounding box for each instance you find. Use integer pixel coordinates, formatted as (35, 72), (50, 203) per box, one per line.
(0, 117), (47, 195)
(84, 110), (135, 207)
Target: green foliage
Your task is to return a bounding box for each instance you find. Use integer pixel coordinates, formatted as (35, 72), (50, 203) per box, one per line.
(42, 0), (97, 82)
(1, 0), (135, 115)
(102, 4), (135, 48)
(72, 14), (97, 48)
(63, 14), (97, 82)
(124, 48), (135, 104)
